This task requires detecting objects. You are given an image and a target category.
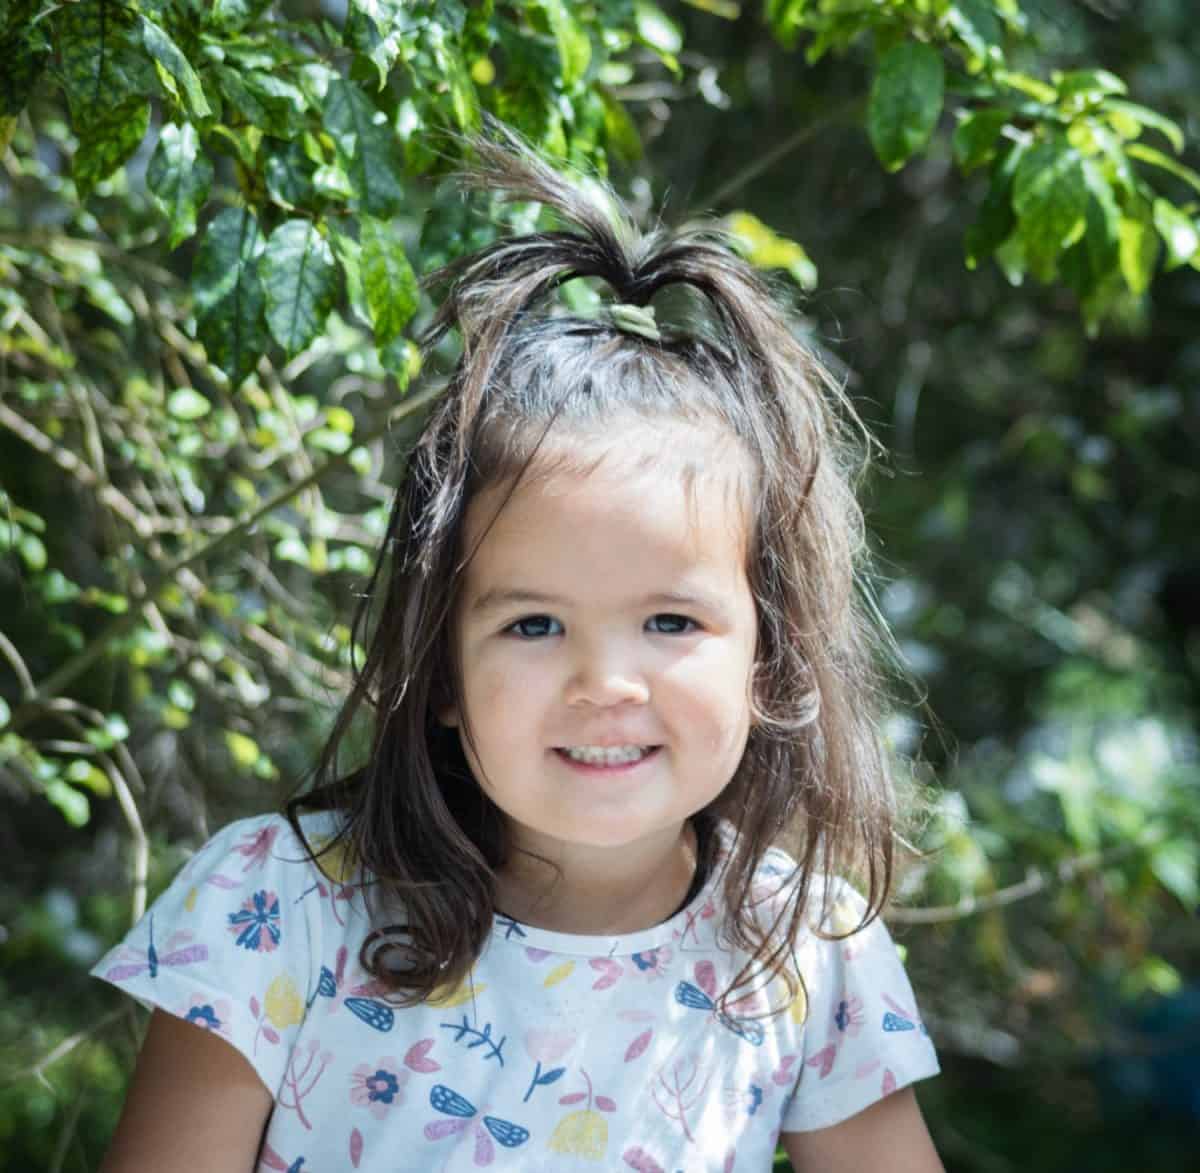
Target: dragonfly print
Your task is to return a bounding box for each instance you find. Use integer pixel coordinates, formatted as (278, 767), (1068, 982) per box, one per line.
(423, 1084), (530, 1166)
(674, 961), (764, 1047)
(103, 915), (208, 981)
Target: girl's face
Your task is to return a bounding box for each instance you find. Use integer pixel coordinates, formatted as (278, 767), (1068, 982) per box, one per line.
(441, 422), (759, 866)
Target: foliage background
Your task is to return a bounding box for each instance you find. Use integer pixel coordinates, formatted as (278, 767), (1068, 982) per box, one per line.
(1, 0), (1197, 1169)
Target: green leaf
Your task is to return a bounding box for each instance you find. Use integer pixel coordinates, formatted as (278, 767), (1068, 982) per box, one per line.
(193, 206), (270, 387)
(1103, 99), (1184, 154)
(1126, 143), (1200, 197)
(146, 123), (213, 248)
(58, 0), (156, 122)
(19, 532), (46, 570)
(167, 387), (212, 420)
(724, 210), (817, 290)
(0, 23), (49, 117)
(265, 140), (316, 209)
(1060, 158), (1120, 299)
(636, 1), (682, 55)
(324, 78), (406, 216)
(44, 778), (91, 827)
(1152, 198), (1200, 270)
(868, 41), (945, 172)
(140, 15), (211, 118)
(945, 0), (1004, 70)
(224, 729), (260, 769)
(965, 142), (1025, 269)
(1055, 69), (1126, 110)
(260, 219), (338, 357)
(953, 108), (1010, 174)
(1012, 139), (1087, 279)
(1150, 839), (1198, 908)
(1118, 200), (1161, 296)
(359, 215), (419, 347)
(541, 0), (592, 88)
(73, 99), (150, 199)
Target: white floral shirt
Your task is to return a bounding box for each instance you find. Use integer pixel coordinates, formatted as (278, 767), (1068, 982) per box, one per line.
(93, 812), (939, 1171)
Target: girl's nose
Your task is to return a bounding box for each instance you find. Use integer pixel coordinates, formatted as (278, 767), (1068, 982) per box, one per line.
(564, 646), (650, 708)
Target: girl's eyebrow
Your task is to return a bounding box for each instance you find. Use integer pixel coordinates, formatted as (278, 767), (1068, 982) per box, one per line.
(468, 587), (728, 617)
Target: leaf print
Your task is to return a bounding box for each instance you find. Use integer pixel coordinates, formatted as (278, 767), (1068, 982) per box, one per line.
(694, 960), (717, 1000)
(474, 1128), (494, 1166)
(622, 1146), (666, 1173)
(350, 1127), (363, 1167)
(624, 1030), (652, 1062)
(806, 1043), (837, 1078)
(525, 947), (551, 962)
(772, 1055), (799, 1087)
(559, 1092), (587, 1105)
(205, 873), (239, 889)
(543, 960), (575, 988)
(184, 887), (197, 912)
(788, 982), (808, 1025)
(404, 1038), (440, 1073)
(425, 1119), (469, 1140)
(428, 977), (486, 1008)
(595, 1096), (616, 1112)
(589, 958), (622, 990)
(883, 1067), (897, 1095)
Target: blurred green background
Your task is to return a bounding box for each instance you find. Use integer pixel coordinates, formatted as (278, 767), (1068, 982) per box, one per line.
(2, 1), (1197, 1169)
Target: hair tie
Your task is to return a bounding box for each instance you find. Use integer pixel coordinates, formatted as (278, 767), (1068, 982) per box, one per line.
(597, 302), (661, 343)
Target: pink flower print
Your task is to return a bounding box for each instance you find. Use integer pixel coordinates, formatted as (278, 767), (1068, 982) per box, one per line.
(522, 1028), (575, 1102)
(181, 993), (232, 1039)
(833, 993), (865, 1039)
(228, 889), (280, 952)
(630, 945), (673, 979)
(350, 1057), (409, 1119)
(233, 822), (280, 871)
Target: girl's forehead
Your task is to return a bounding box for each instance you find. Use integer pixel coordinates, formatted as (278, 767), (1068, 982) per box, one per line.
(462, 426), (755, 574)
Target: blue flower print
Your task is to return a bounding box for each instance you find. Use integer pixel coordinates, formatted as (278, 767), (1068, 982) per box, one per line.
(187, 1004), (220, 1030)
(228, 889), (281, 952)
(181, 993), (232, 1039)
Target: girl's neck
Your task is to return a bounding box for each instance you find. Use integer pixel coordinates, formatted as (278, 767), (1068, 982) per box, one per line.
(494, 820), (700, 936)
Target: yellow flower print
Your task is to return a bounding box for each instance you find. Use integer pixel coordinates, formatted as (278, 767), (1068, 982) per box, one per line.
(548, 1110), (607, 1159)
(309, 834), (358, 885)
(264, 973), (304, 1029)
(546, 1069), (616, 1159)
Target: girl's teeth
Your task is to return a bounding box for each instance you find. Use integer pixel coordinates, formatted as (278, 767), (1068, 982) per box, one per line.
(562, 745), (651, 766)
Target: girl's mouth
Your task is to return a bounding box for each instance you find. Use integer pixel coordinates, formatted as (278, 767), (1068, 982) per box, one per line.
(553, 745), (661, 772)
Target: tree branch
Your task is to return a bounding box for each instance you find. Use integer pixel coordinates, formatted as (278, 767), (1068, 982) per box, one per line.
(888, 834), (1163, 924)
(9, 382), (442, 725)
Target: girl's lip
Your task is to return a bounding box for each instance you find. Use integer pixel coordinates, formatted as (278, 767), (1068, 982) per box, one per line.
(552, 746), (662, 772)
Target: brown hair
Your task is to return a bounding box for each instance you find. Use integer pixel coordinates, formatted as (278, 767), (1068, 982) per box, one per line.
(287, 124), (899, 1013)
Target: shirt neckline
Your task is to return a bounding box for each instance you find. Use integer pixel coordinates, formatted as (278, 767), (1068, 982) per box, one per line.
(489, 843), (727, 958)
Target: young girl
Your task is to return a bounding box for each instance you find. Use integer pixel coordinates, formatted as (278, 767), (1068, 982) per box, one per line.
(93, 133), (943, 1172)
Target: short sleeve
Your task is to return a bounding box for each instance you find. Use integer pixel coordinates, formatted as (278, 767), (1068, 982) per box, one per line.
(89, 813), (321, 1096)
(782, 878), (940, 1133)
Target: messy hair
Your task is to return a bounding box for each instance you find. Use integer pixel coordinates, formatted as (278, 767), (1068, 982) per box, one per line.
(288, 125), (898, 1012)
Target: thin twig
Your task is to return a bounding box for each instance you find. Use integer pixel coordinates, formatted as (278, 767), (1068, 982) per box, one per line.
(888, 835), (1161, 924)
(18, 1008), (126, 1090)
(0, 402), (157, 539)
(9, 381), (442, 723)
(0, 628), (35, 696)
(697, 97), (865, 211)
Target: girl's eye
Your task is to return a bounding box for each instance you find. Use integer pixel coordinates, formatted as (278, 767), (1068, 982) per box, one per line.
(506, 615), (563, 639)
(647, 613), (697, 635)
